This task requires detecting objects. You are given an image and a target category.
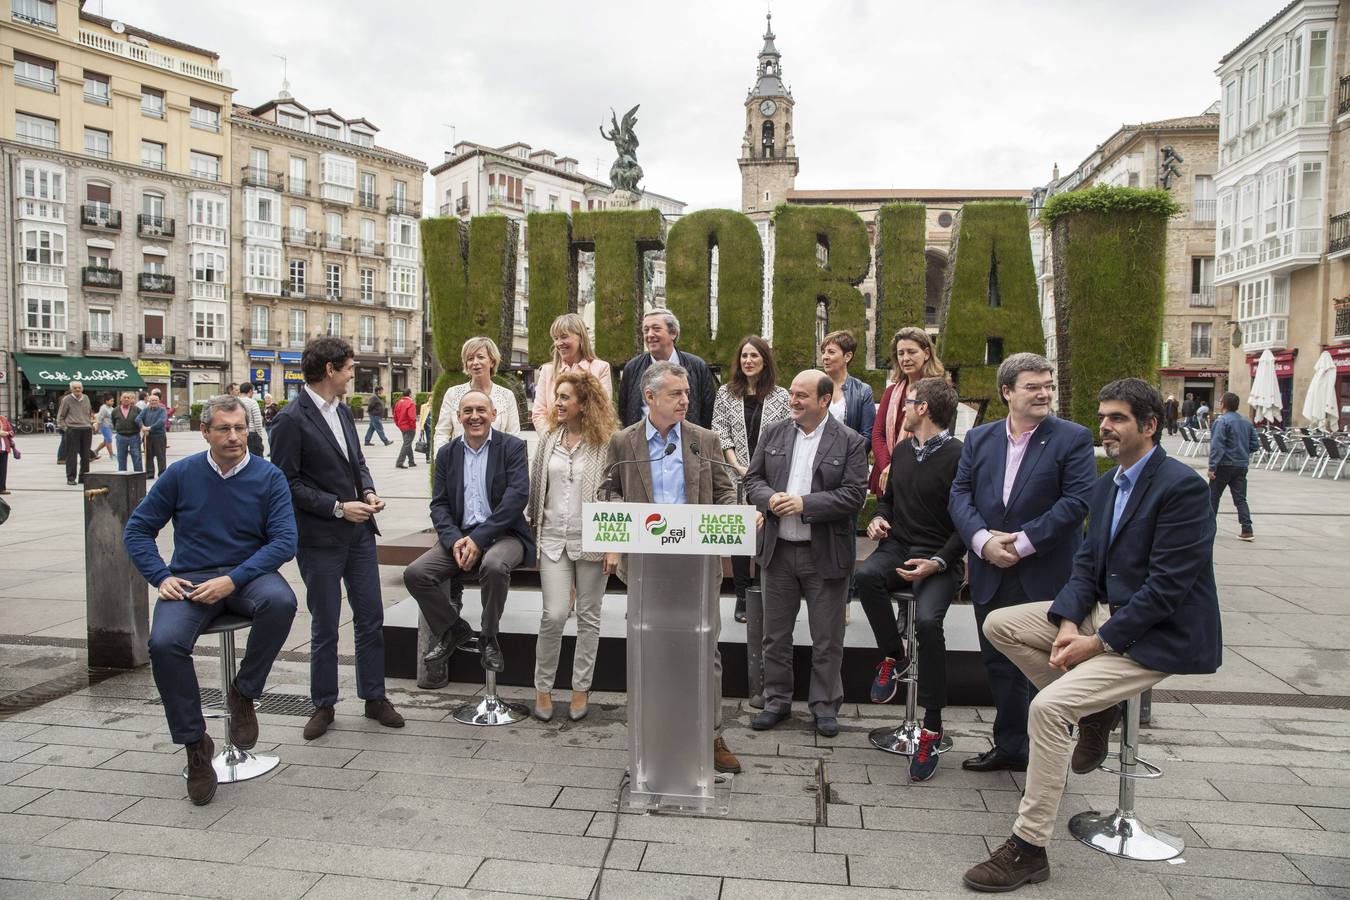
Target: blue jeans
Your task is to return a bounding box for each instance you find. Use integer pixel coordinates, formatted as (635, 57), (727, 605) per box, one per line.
(363, 415), (390, 444)
(147, 569), (297, 744)
(296, 529), (386, 707)
(116, 434), (142, 472)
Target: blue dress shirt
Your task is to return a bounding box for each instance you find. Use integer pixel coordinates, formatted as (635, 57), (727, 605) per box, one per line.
(645, 418), (686, 504)
(462, 432), (493, 527)
(1110, 445), (1156, 541)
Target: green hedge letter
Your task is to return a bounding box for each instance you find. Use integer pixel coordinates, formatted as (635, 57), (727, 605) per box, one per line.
(525, 211), (577, 364)
(664, 209), (764, 367)
(571, 209), (665, 367)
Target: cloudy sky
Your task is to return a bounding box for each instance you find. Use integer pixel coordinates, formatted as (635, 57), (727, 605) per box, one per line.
(97, 0), (1277, 210)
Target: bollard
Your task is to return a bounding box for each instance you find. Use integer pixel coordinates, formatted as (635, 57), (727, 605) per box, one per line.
(84, 472), (148, 669)
(745, 587), (764, 707)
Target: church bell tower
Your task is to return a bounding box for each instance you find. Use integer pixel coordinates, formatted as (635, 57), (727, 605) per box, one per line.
(739, 12), (798, 218)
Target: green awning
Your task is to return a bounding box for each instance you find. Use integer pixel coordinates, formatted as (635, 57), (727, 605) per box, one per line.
(14, 354), (146, 390)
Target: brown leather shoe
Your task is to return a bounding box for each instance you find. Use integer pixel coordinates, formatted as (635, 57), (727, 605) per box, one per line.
(303, 705), (334, 740)
(962, 838), (1050, 892)
(364, 698), (405, 728)
(226, 680), (258, 750)
(1072, 703), (1122, 775)
(713, 736), (741, 774)
(184, 734), (217, 806)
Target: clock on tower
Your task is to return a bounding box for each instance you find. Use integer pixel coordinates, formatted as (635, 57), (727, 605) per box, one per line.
(739, 13), (798, 217)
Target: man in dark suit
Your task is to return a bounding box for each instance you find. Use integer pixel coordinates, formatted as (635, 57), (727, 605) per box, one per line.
(270, 336), (404, 740)
(963, 378), (1221, 893)
(403, 389), (534, 675)
(949, 352), (1096, 772)
(599, 360), (741, 774)
(617, 309), (717, 429)
(744, 369), (869, 738)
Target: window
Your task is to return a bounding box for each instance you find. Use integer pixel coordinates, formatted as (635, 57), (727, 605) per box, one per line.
(289, 157), (307, 194)
(193, 307), (225, 340)
(88, 246), (111, 268)
(189, 151), (220, 181)
(320, 154), (356, 204)
(1218, 193), (1234, 249)
(88, 308), (112, 337)
(289, 205), (306, 240)
(83, 71), (109, 104)
(24, 289), (66, 334)
(1191, 257), (1215, 306)
(1262, 170), (1279, 235)
(142, 250), (166, 275)
(326, 263), (342, 299)
(15, 112), (58, 148)
(352, 131), (374, 148)
(1244, 61), (1262, 128)
(359, 315), (376, 351)
(192, 249), (225, 283)
(1283, 164), (1297, 230)
(251, 306), (270, 341)
(1239, 181), (1256, 245)
(325, 312), (343, 337)
(390, 267), (416, 306)
(21, 227), (64, 265)
(1190, 322), (1213, 358)
(250, 147), (270, 181)
(288, 309), (306, 345)
(1269, 44), (1286, 110)
(326, 212), (342, 240)
(84, 128), (111, 160)
(142, 192), (165, 221)
(1193, 175), (1215, 222)
(317, 121), (341, 140)
(190, 99), (220, 132)
(360, 218), (375, 252)
(140, 140), (165, 170)
(391, 318), (408, 352)
(12, 0), (57, 27)
(246, 245), (281, 293)
(1222, 80), (1239, 141)
(141, 87), (164, 118)
(278, 111), (306, 130)
(1307, 30), (1328, 123)
(359, 172), (376, 207)
(246, 190), (277, 224)
(14, 52), (56, 92)
(360, 267), (375, 301)
(289, 259), (306, 295)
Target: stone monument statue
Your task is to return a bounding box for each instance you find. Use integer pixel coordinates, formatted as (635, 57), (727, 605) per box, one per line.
(1159, 145), (1183, 191)
(600, 104), (644, 198)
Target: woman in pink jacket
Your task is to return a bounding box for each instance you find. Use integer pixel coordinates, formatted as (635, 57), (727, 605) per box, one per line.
(530, 313), (612, 432)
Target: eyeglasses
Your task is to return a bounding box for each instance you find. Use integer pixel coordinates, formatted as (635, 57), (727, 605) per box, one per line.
(1017, 382), (1056, 393)
(903, 398), (923, 406)
(207, 425), (249, 435)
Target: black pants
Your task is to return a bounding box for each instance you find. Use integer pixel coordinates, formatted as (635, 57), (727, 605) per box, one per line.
(64, 427), (92, 482)
(396, 429), (416, 467)
(0, 449), (8, 490)
(732, 555), (754, 598)
(247, 432), (265, 457)
(1210, 464), (1252, 529)
(145, 432), (167, 479)
(856, 540), (961, 711)
(974, 572), (1036, 760)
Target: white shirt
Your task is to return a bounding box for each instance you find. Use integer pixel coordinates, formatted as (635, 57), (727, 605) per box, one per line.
(779, 420), (825, 541)
(206, 450), (251, 480)
(828, 394), (846, 424)
(304, 385), (348, 460)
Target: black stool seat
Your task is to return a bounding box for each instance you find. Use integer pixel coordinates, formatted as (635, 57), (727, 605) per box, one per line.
(202, 613), (251, 635)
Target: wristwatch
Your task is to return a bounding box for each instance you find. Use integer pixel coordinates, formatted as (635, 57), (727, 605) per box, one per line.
(333, 502), (345, 519)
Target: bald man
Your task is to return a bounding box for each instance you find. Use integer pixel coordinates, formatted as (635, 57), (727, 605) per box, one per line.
(403, 390), (535, 676)
(744, 370), (869, 737)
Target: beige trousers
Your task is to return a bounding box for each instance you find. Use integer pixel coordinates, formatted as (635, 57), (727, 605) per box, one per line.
(534, 554), (608, 693)
(983, 601), (1166, 846)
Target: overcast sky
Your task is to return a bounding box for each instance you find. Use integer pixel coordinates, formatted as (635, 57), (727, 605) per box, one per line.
(95, 0), (1278, 211)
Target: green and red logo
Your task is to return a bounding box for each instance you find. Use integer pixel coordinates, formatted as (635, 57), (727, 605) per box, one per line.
(644, 513), (668, 536)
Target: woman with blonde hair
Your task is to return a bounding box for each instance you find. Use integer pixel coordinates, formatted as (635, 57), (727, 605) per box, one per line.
(527, 370), (617, 722)
(433, 335), (520, 455)
(531, 313), (612, 433)
(870, 327), (945, 494)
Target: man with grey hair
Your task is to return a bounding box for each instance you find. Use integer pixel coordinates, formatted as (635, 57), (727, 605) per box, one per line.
(57, 380), (95, 486)
(600, 359), (742, 774)
(949, 352), (1095, 773)
(618, 308), (717, 429)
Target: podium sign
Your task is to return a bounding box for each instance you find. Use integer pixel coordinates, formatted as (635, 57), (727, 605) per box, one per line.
(583, 501), (750, 816)
(582, 502), (756, 556)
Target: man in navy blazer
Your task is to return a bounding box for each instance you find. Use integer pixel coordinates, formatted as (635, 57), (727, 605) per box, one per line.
(949, 353), (1096, 772)
(964, 378), (1220, 893)
(270, 336), (404, 740)
(403, 388), (535, 675)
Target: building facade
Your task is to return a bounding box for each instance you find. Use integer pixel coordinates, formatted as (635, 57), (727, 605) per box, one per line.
(2, 0), (233, 416)
(230, 95), (427, 400)
(429, 140), (684, 366)
(1032, 113), (1227, 407)
(1217, 0), (1350, 426)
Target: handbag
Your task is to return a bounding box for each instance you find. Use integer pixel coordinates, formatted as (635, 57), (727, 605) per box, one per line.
(414, 438), (428, 454)
(0, 495), (9, 526)
(10, 444), (19, 461)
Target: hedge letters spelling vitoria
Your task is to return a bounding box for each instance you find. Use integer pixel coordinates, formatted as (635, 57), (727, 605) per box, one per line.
(422, 203), (1057, 417)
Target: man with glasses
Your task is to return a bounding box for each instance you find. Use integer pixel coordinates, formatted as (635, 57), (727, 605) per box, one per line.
(949, 353), (1095, 774)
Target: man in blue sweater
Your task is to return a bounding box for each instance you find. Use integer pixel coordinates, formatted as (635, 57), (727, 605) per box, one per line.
(1208, 391), (1260, 541)
(124, 395), (298, 806)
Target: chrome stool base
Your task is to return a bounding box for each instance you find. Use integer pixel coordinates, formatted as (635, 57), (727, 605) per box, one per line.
(868, 722), (954, 757)
(1068, 809), (1184, 861)
(869, 590), (953, 759)
(450, 640), (529, 726)
(183, 746), (280, 784)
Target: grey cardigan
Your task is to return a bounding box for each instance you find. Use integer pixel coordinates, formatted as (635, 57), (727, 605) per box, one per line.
(527, 427), (609, 563)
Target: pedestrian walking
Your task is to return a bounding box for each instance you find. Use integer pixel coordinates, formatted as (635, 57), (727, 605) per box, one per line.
(364, 388), (393, 446)
(57, 381), (95, 485)
(1208, 392), (1259, 541)
(94, 396), (115, 459)
(141, 393), (169, 480)
(238, 383), (266, 457)
(1163, 394), (1179, 436)
(393, 389), (418, 468)
(0, 412), (14, 494)
(112, 391), (144, 472)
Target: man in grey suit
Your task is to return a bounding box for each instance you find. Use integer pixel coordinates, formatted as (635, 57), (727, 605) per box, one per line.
(599, 360), (742, 775)
(744, 369), (869, 737)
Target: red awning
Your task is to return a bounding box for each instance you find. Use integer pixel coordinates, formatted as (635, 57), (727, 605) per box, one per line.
(1323, 344), (1350, 373)
(1247, 349), (1297, 378)
(1157, 368), (1228, 378)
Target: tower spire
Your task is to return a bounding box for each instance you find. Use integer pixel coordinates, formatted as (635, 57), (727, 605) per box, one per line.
(750, 11), (788, 98)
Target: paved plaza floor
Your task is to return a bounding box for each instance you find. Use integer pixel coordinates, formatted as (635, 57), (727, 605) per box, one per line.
(0, 431), (1347, 898)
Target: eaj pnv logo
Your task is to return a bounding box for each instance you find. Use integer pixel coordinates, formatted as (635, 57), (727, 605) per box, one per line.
(644, 513), (668, 536)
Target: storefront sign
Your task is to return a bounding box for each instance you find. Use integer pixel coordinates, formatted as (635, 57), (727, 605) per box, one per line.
(283, 368), (305, 383)
(1325, 344), (1350, 373)
(1248, 350), (1297, 378)
(137, 360), (172, 377)
(251, 366), (271, 385)
(279, 352), (302, 363)
(248, 350), (277, 360)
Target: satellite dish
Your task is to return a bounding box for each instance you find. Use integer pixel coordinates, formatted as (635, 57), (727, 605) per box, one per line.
(111, 20), (126, 33)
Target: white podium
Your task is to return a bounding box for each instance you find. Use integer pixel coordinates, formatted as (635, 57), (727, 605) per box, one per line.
(584, 501), (755, 816)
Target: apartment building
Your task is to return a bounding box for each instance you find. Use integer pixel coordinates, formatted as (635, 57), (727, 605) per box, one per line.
(1, 0), (233, 415)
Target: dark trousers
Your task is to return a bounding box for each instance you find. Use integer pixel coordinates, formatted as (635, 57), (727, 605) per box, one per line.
(1210, 465), (1252, 529)
(403, 536), (524, 639)
(247, 432), (265, 457)
(145, 433), (167, 479)
(0, 450), (7, 490)
(761, 541), (847, 717)
(364, 415), (390, 445)
(64, 427), (92, 481)
(295, 529), (386, 707)
(856, 540), (962, 711)
(974, 571), (1036, 760)
(732, 555), (754, 598)
(396, 429), (416, 467)
(147, 569), (296, 744)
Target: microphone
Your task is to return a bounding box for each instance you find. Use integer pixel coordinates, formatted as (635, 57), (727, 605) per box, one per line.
(689, 442), (747, 504)
(603, 441), (676, 493)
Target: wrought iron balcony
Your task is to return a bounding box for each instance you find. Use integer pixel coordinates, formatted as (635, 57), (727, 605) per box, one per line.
(386, 339), (416, 358)
(138, 273), (176, 294)
(240, 166), (284, 191)
(80, 204), (121, 230)
(1340, 74), (1350, 117)
(138, 214), (175, 238)
(456, 197), (470, 215)
(288, 177), (310, 197)
(240, 328), (280, 347)
(1193, 199), (1216, 223)
(81, 266), (123, 290)
(1330, 211), (1350, 256)
(284, 226), (317, 247)
(355, 238), (384, 256)
(138, 335), (177, 355)
(358, 191), (379, 210)
(1189, 285), (1216, 307)
(386, 197), (422, 217)
(83, 331), (123, 352)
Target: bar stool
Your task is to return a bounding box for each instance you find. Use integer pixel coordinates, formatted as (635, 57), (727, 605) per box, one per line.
(187, 613), (279, 784)
(869, 589), (953, 761)
(451, 636), (529, 726)
(1068, 692), (1183, 861)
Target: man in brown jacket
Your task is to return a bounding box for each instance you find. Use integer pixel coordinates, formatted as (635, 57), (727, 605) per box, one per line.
(57, 381), (95, 485)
